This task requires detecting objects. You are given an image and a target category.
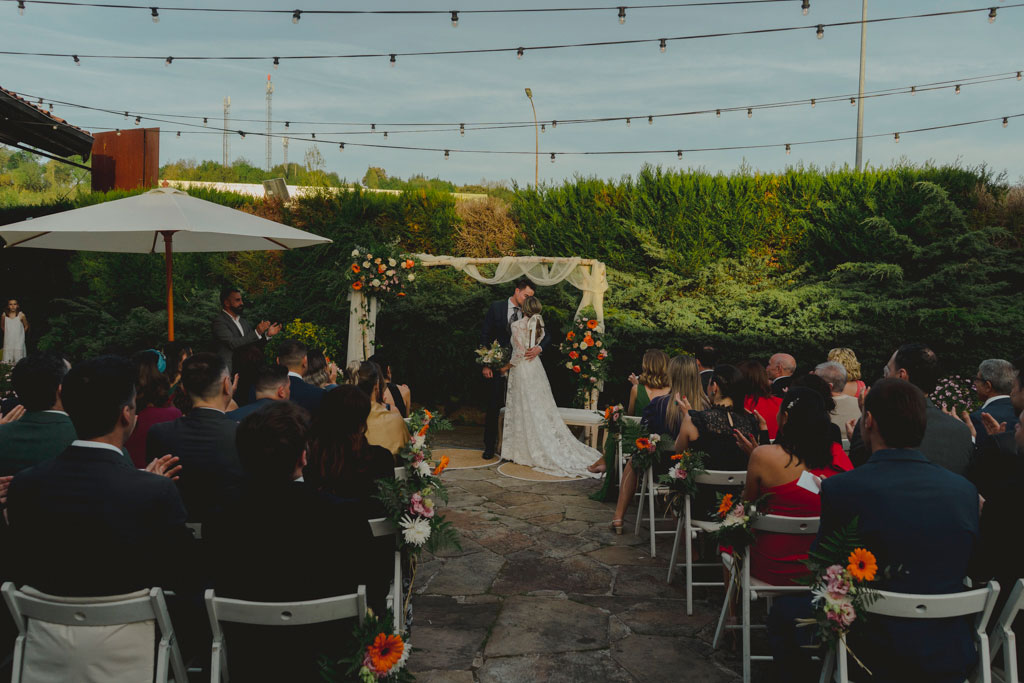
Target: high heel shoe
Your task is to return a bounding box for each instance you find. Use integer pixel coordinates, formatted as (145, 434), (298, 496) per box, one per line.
(609, 519), (624, 535)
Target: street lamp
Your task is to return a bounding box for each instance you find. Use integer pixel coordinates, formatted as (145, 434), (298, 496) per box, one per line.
(525, 88), (539, 189)
(855, 0), (867, 171)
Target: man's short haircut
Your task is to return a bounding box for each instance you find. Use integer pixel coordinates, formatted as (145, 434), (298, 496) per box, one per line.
(61, 355), (136, 440)
(512, 276), (536, 293)
(219, 286), (240, 305)
(237, 401), (310, 482)
(892, 343), (939, 395)
(978, 359), (1016, 395)
(11, 352), (70, 411)
(181, 352), (228, 400)
(253, 364), (290, 394)
(864, 378), (927, 448)
(276, 339), (308, 368)
(696, 345), (719, 368)
(814, 361), (848, 394)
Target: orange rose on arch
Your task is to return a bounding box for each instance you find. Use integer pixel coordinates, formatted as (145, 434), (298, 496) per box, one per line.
(405, 259), (415, 269)
(568, 351), (579, 360)
(586, 319), (598, 330)
(566, 331), (576, 340)
(352, 281), (363, 291)
(378, 264), (387, 274)
(572, 365), (581, 373)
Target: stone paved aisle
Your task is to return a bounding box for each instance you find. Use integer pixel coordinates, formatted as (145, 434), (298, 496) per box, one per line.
(407, 428), (747, 683)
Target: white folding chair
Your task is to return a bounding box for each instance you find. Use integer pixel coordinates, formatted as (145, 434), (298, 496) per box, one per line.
(185, 522), (202, 540)
(1, 581), (188, 683)
(990, 578), (1024, 683)
(819, 581), (1001, 683)
(711, 514), (820, 683)
(368, 517), (404, 635)
(615, 416), (642, 485)
(666, 470), (747, 613)
(633, 435), (677, 558)
(205, 586), (367, 683)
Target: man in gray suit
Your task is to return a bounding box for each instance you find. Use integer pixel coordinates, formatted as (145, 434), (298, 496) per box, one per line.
(848, 343), (973, 475)
(211, 287), (281, 372)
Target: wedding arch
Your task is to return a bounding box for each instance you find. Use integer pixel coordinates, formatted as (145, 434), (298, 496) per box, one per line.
(345, 255), (609, 366)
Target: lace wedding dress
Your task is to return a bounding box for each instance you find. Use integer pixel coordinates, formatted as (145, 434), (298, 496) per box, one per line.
(502, 315), (601, 479)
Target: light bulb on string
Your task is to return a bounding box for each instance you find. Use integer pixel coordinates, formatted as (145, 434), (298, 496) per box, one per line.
(955, 84), (961, 94)
(894, 132), (900, 143)
(801, 0), (810, 15)
(747, 108), (752, 118)
(284, 121), (289, 129)
(552, 120), (557, 129)
(716, 109), (721, 118)
(659, 39), (667, 53)
(451, 11), (458, 27)
(517, 47), (524, 59)
(371, 123), (376, 131)
(444, 149), (450, 160)
(988, 8), (997, 23)
(17, 1), (25, 15)
(850, 97), (856, 106)
(292, 10), (301, 24)
(816, 24), (824, 39)
(459, 123), (465, 136)
(48, 103), (53, 111)
(383, 131), (388, 138)
(116, 129), (121, 136)
(203, 117), (208, 126)
(175, 131), (180, 137)
(310, 132), (315, 139)
(1018, 72), (1022, 81)
(648, 116), (653, 125)
(677, 150), (682, 160)
(541, 124), (546, 133)
(135, 116), (141, 125)
(1003, 117), (1009, 128)
(550, 152), (556, 163)
(238, 130), (245, 138)
(339, 142), (344, 151)
(389, 54), (396, 67)
(911, 86), (916, 95)
(625, 118), (631, 128)
(810, 98), (816, 108)
(165, 56), (173, 66)
(150, 7), (159, 23)
(273, 57), (279, 69)
(72, 55), (80, 66)
(785, 143), (791, 155)
(618, 7), (626, 24)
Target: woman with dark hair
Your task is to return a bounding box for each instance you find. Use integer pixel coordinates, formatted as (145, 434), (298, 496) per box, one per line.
(368, 354), (411, 418)
(673, 364), (761, 472)
(303, 349), (339, 390)
(790, 373), (843, 445)
(125, 350), (181, 467)
(739, 359), (783, 440)
(354, 361), (409, 455)
(305, 385), (396, 517)
(741, 387), (852, 585)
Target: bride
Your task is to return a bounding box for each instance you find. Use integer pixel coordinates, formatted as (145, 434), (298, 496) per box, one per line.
(501, 296), (601, 479)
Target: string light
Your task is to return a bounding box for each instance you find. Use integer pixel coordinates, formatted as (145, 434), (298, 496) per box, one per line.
(648, 116), (653, 125)
(339, 142), (344, 150)
(988, 7), (997, 22)
(1019, 72), (1023, 80)
(816, 24), (824, 39)
(541, 123), (546, 133)
(383, 131), (388, 138)
(134, 115), (141, 124)
(955, 84), (961, 94)
(785, 143), (791, 154)
(72, 54), (80, 66)
(677, 150), (682, 159)
(551, 120), (557, 128)
(1003, 117), (1009, 127)
(716, 109), (721, 117)
(659, 38), (667, 53)
(389, 53), (396, 67)
(517, 47), (524, 59)
(911, 86), (916, 95)
(894, 132), (900, 143)
(625, 117), (631, 127)
(310, 132), (315, 138)
(176, 130), (180, 136)
(451, 10), (458, 27)
(810, 98), (816, 108)
(371, 123), (376, 131)
(203, 117), (208, 125)
(292, 9), (301, 24)
(164, 56), (173, 66)
(17, 0), (24, 15)
(444, 149), (449, 159)
(273, 56), (279, 69)
(850, 97), (856, 105)
(238, 130), (245, 138)
(550, 152), (556, 163)
(284, 121), (289, 128)
(618, 6), (626, 24)
(150, 6), (158, 23)
(801, 0), (810, 15)
(115, 128), (121, 136)
(747, 108), (752, 118)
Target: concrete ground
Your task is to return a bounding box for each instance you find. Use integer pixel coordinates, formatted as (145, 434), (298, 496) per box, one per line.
(407, 427), (759, 683)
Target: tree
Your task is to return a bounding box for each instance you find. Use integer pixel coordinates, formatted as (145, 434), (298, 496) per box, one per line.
(362, 166), (387, 188)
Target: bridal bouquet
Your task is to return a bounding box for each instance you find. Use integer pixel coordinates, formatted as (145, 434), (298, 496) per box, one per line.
(475, 341), (510, 371)
(319, 608), (414, 683)
(559, 306), (611, 407)
(347, 247), (418, 299)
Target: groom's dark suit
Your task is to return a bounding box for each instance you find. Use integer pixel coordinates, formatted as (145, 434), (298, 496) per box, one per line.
(480, 299), (551, 456)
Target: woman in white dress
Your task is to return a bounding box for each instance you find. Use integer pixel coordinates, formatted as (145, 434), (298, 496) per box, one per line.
(501, 296), (600, 479)
(2, 298), (28, 365)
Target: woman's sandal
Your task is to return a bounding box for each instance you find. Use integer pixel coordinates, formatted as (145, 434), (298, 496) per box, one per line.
(609, 519), (624, 535)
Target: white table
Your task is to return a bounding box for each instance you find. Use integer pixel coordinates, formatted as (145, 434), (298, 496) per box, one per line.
(497, 406), (605, 454)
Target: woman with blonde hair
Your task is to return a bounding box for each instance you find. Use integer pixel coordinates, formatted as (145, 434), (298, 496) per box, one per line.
(828, 347), (866, 398)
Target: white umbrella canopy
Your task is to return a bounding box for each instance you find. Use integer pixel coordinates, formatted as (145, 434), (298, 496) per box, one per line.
(0, 186), (331, 339)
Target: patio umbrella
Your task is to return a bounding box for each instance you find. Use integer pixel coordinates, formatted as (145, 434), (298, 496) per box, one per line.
(0, 186), (331, 340)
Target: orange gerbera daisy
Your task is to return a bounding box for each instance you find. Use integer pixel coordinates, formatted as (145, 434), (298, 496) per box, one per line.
(352, 281), (363, 291)
(586, 319), (598, 330)
(847, 548), (878, 582)
(433, 455), (450, 475)
(717, 494), (734, 517)
(568, 351), (579, 360)
(367, 632), (404, 672)
(566, 331), (576, 340)
(351, 263), (361, 273)
(604, 406), (613, 419)
(671, 453), (686, 461)
(424, 409), (433, 420)
(635, 437), (651, 450)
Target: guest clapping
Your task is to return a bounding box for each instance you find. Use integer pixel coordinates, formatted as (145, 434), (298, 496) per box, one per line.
(766, 353), (796, 397)
(354, 361), (410, 455)
(125, 350), (181, 468)
(739, 359), (782, 441)
(674, 364), (760, 471)
(0, 352), (75, 476)
(305, 349), (340, 391)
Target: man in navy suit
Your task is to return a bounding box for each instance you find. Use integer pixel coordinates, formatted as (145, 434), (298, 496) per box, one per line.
(479, 277), (550, 459)
(226, 364), (291, 422)
(276, 339), (325, 416)
(768, 378), (980, 682)
(969, 358), (1019, 450)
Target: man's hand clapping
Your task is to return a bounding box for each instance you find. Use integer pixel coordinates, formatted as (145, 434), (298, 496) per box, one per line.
(1, 404), (25, 424)
(267, 322), (282, 337)
(146, 455), (182, 480)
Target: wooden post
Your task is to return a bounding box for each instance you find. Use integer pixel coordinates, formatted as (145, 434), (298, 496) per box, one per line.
(162, 231), (175, 341)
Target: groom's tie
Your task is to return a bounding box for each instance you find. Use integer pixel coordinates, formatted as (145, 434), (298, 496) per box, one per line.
(509, 306), (521, 331)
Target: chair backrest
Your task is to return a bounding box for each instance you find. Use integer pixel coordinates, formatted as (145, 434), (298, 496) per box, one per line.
(186, 522), (202, 540)
(622, 416), (642, 425)
(990, 578), (1024, 683)
(205, 586), (367, 629)
(694, 470), (746, 487)
(751, 514), (819, 535)
(368, 517), (397, 537)
(867, 583), (1000, 622)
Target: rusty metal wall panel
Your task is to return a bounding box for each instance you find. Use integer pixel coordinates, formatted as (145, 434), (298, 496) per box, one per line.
(91, 127), (160, 192)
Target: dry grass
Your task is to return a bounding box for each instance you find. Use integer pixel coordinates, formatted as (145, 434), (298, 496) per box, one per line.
(454, 196), (522, 257)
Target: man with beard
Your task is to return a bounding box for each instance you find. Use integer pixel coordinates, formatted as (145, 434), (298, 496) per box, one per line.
(212, 287), (281, 373)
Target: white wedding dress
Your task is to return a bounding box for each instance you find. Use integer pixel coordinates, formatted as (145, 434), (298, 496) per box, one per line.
(502, 315), (601, 479)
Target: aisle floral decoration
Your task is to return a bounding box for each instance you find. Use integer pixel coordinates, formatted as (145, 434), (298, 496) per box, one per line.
(558, 306), (611, 407)
(933, 375), (981, 415)
(710, 492), (768, 552)
(319, 608), (414, 683)
(345, 247), (419, 299)
(622, 426), (661, 474)
(797, 518), (883, 675)
(657, 450), (709, 512)
(587, 404), (627, 503)
(474, 340), (510, 371)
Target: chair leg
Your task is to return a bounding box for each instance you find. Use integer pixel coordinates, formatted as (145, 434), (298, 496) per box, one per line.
(818, 650), (834, 683)
(684, 496), (694, 616)
(634, 470), (647, 535)
(667, 515), (684, 585)
(156, 641), (170, 682)
(647, 469), (657, 558)
(712, 569), (735, 649)
(742, 553), (752, 683)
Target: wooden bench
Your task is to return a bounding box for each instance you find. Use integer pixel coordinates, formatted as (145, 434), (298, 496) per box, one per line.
(497, 406), (604, 454)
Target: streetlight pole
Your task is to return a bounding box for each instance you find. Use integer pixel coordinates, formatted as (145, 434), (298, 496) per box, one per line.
(525, 87), (538, 189)
(855, 0), (868, 171)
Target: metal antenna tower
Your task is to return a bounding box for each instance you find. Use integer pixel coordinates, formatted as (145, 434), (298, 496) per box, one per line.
(222, 96), (231, 166)
(265, 75), (274, 171)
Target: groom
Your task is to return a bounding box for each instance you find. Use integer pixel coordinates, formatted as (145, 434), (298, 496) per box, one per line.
(479, 277), (551, 459)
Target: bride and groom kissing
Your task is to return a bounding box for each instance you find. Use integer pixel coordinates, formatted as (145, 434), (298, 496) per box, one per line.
(479, 278), (600, 479)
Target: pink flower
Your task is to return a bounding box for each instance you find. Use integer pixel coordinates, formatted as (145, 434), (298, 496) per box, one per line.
(730, 503), (745, 518)
(826, 575), (850, 598)
(837, 601), (856, 627)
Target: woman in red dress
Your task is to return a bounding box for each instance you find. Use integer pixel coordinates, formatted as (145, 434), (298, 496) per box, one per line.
(741, 387), (852, 585)
(738, 359), (783, 441)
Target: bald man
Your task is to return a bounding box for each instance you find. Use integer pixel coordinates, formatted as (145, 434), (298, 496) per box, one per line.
(767, 353), (796, 397)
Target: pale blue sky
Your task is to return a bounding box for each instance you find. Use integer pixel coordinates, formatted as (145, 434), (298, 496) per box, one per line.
(2, 0), (1022, 186)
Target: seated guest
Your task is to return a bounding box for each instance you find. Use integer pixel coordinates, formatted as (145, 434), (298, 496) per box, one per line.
(230, 342), (265, 408)
(814, 360), (860, 435)
(742, 388), (852, 586)
(739, 359), (783, 440)
(768, 379), (980, 683)
(147, 352), (243, 522)
(277, 339), (325, 415)
(610, 355), (708, 532)
(368, 353), (410, 417)
(6, 355), (191, 596)
(226, 364), (290, 421)
(355, 361), (409, 455)
(163, 341), (192, 396)
(205, 402), (376, 682)
(968, 358), (1019, 450)
(828, 347), (867, 398)
(674, 364), (760, 471)
(791, 374), (843, 445)
(305, 349), (340, 391)
(125, 350), (181, 468)
(0, 352), (76, 476)
(766, 353), (796, 397)
(305, 385), (396, 518)
(850, 344), (973, 474)
(697, 345), (719, 396)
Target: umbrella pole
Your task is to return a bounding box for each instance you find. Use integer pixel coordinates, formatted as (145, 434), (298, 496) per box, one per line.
(162, 231), (175, 341)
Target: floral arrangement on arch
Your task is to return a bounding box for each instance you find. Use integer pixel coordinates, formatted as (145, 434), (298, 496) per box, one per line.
(658, 450), (709, 512)
(798, 518), (883, 675)
(319, 608), (414, 683)
(346, 246), (418, 299)
(558, 306), (611, 407)
(933, 375), (981, 416)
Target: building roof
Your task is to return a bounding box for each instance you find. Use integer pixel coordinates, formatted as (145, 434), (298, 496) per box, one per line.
(0, 86), (94, 161)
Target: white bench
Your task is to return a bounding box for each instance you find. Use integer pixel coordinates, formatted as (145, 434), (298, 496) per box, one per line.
(497, 406), (604, 454)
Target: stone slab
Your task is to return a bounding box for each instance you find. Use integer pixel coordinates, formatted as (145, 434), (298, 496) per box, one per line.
(477, 651), (634, 683)
(587, 545), (665, 567)
(473, 528), (538, 556)
(484, 596), (609, 657)
(502, 500), (566, 520)
(565, 505), (618, 523)
(427, 549), (506, 596)
(492, 553), (612, 596)
(611, 634), (740, 682)
(407, 595), (501, 671)
(613, 565), (689, 599)
(411, 670), (476, 683)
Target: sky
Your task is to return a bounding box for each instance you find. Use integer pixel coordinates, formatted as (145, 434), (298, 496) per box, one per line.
(2, 0), (1023, 187)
